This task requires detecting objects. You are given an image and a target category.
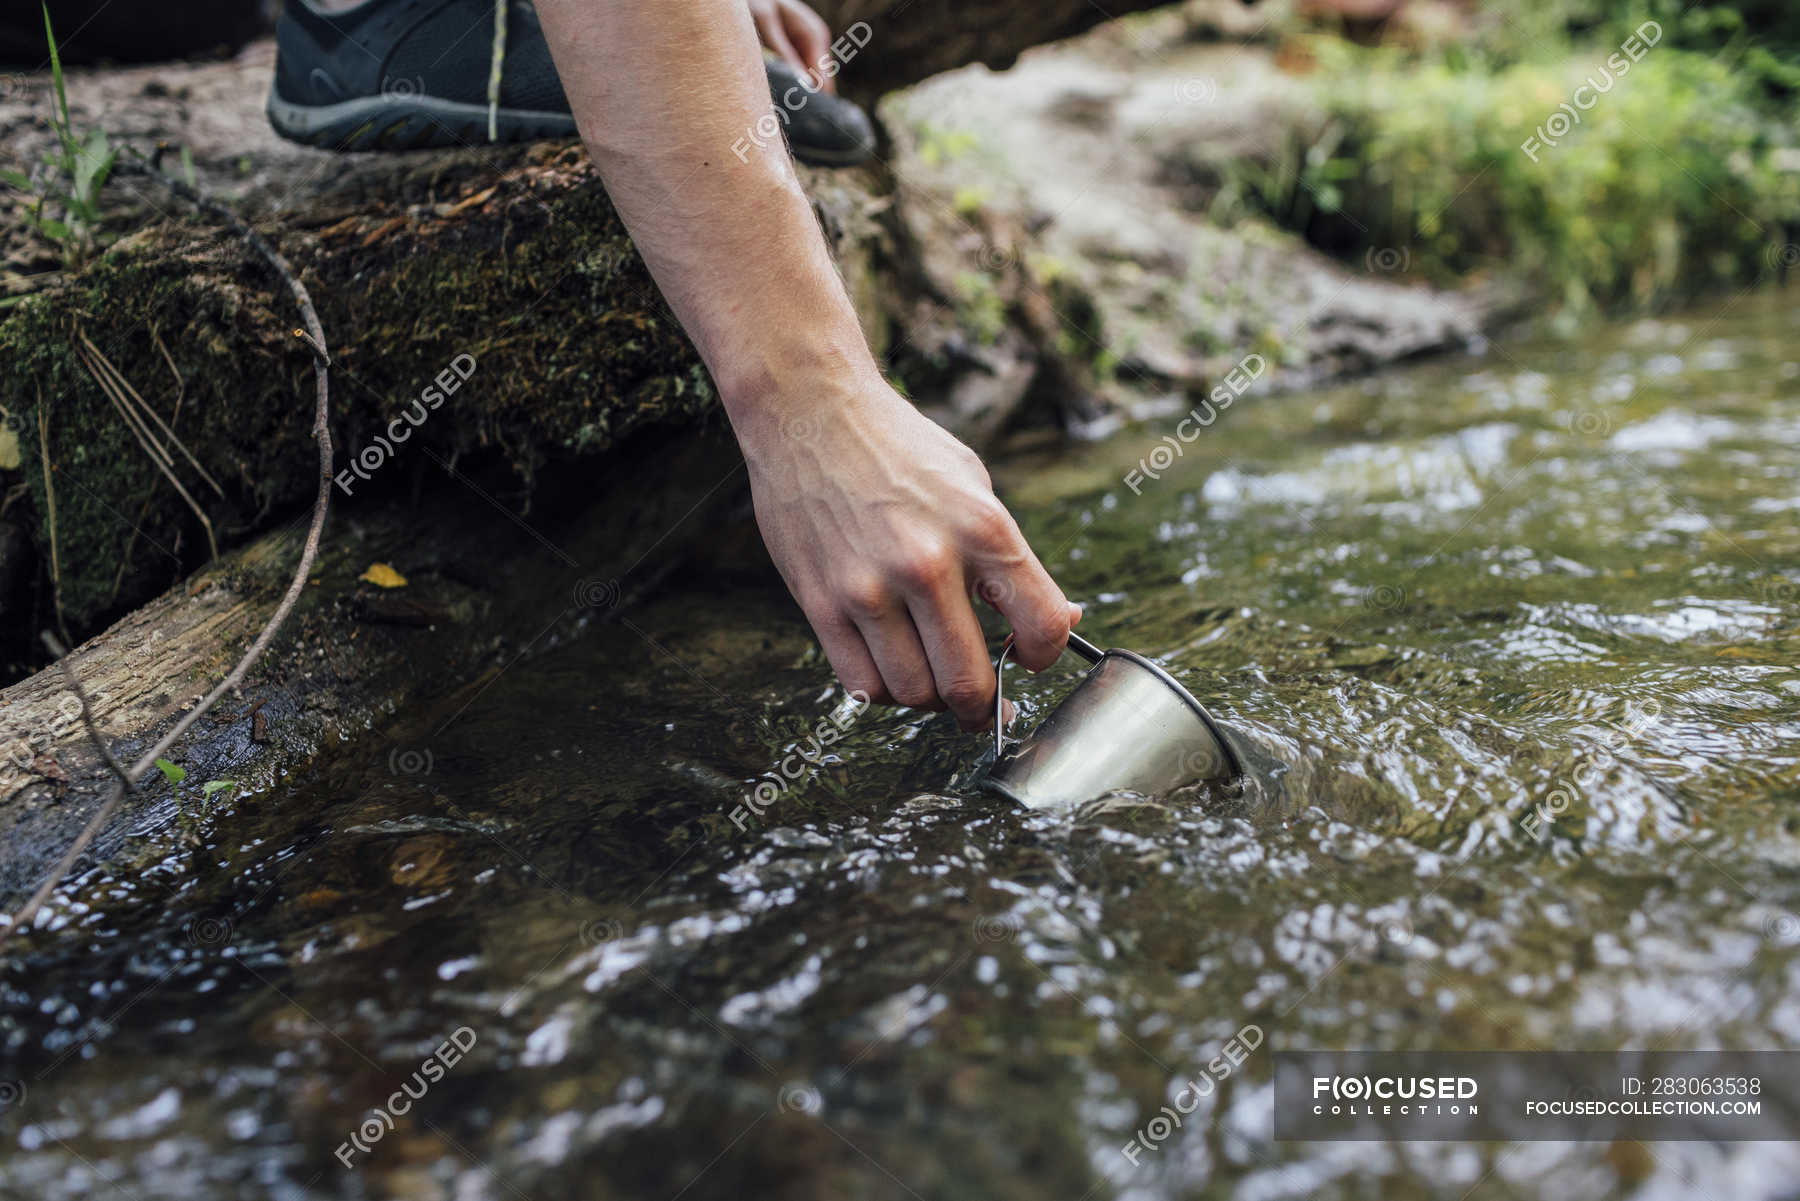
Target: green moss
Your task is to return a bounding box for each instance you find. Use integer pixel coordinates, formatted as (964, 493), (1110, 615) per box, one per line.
(951, 270), (1006, 345)
(0, 171), (721, 629)
(912, 123), (980, 168)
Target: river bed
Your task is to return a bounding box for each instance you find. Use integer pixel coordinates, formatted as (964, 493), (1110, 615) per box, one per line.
(2, 288), (1797, 1200)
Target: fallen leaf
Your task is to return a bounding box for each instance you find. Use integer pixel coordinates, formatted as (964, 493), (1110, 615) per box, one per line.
(360, 563), (408, 589)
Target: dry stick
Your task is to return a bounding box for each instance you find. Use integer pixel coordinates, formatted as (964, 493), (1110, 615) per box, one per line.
(75, 335), (219, 561)
(41, 632), (135, 793)
(35, 389), (72, 648)
(81, 327), (224, 497)
(151, 324), (185, 415)
(110, 327), (189, 604)
(75, 336), (171, 468)
(0, 161), (334, 952)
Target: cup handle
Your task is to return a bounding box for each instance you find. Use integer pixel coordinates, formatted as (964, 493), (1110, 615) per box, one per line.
(991, 631), (1105, 758)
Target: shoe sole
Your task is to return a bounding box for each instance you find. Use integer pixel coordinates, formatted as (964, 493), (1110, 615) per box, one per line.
(268, 88), (873, 165)
(790, 140), (875, 168)
(267, 89), (578, 152)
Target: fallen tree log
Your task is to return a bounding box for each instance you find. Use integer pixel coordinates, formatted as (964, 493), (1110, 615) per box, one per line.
(812, 0), (1178, 97)
(0, 421), (751, 919)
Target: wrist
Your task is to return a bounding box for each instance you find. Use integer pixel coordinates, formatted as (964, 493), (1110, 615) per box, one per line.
(716, 334), (890, 450)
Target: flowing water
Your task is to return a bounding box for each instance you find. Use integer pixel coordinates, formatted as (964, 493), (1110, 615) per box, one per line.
(2, 289), (1798, 1200)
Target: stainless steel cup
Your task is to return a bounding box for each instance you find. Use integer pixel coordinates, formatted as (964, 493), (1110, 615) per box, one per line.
(983, 632), (1243, 808)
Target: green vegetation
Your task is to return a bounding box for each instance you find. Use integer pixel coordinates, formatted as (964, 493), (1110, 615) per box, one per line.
(154, 757), (238, 808)
(1221, 12), (1800, 318)
(0, 6), (117, 276)
(1474, 0), (1800, 99)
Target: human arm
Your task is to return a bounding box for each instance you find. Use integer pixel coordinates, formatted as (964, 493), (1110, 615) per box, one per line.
(531, 0), (1079, 726)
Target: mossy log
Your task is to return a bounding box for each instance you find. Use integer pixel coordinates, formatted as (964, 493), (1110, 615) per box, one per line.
(1, 140), (892, 633)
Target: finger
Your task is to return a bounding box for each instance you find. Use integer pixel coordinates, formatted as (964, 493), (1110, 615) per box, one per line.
(809, 610), (888, 706)
(907, 575), (997, 730)
(854, 608), (941, 712)
(779, 0), (836, 92)
(981, 553), (1074, 673)
(752, 8), (805, 73)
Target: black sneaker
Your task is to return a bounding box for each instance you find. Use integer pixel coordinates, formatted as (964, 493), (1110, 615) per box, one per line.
(267, 0), (875, 166)
(762, 56), (877, 168)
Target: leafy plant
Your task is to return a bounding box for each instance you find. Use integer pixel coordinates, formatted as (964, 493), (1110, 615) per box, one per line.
(153, 758), (238, 808)
(0, 4), (119, 269)
(1223, 35), (1800, 318)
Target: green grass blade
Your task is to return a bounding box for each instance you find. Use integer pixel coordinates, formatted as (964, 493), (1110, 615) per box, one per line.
(42, 2), (75, 160)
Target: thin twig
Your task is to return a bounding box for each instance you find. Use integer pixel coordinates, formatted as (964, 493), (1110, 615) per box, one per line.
(78, 331), (173, 468)
(150, 322), (185, 419)
(41, 632), (134, 791)
(111, 325), (190, 603)
(0, 159), (334, 952)
(81, 327), (224, 497)
(75, 334), (219, 561)
(35, 388), (72, 648)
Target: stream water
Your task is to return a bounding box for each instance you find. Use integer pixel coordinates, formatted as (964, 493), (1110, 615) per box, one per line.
(2, 289), (1797, 1200)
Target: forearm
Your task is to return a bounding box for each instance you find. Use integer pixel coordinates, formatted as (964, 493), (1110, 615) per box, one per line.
(532, 0), (1076, 721)
(532, 0), (878, 436)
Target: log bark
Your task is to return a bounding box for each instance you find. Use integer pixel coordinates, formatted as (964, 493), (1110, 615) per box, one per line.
(815, 0), (1179, 98)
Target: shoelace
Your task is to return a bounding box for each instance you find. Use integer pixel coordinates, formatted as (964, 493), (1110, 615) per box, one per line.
(485, 0), (507, 142)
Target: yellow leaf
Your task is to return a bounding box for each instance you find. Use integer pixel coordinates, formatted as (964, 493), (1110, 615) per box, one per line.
(360, 563), (408, 589)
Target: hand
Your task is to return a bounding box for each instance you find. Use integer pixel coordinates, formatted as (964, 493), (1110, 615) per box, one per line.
(746, 0), (836, 93)
(738, 376), (1081, 729)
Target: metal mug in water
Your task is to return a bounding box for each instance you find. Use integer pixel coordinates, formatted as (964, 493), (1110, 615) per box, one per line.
(983, 631), (1243, 808)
